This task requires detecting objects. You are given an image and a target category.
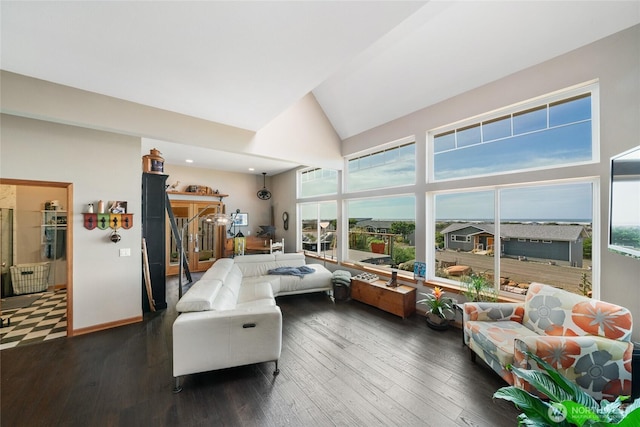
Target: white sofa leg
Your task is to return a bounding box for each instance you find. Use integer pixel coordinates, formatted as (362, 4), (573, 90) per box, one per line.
(173, 376), (183, 394)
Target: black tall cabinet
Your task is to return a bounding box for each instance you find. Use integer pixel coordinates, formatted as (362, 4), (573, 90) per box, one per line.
(142, 172), (168, 311)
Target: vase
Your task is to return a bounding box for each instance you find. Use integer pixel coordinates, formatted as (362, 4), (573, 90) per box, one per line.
(426, 313), (449, 330)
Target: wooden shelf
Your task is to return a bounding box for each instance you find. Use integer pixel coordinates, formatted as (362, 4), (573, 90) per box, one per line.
(166, 191), (228, 198)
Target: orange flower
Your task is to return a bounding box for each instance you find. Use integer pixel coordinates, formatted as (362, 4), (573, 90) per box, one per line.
(432, 286), (444, 300)
(572, 301), (632, 339)
(536, 338), (581, 370)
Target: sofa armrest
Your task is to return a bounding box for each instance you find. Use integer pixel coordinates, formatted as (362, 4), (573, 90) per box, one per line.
(463, 302), (525, 323)
(173, 306), (282, 377)
(513, 335), (633, 400)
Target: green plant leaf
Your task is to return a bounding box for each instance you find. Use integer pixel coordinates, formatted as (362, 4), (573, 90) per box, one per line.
(622, 398), (640, 416)
(493, 386), (562, 425)
(562, 401), (599, 425)
(617, 407), (640, 426)
(526, 352), (598, 411)
(510, 365), (574, 403)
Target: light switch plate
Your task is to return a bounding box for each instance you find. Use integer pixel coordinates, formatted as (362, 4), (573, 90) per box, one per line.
(119, 248), (131, 257)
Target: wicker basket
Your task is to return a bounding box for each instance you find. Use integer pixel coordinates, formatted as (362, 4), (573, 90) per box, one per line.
(10, 262), (51, 295)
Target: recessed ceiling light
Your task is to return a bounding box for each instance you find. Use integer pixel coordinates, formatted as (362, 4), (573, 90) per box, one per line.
(185, 159), (194, 163)
(248, 167), (255, 171)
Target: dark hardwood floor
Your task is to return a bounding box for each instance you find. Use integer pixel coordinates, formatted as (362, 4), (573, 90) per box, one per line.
(1, 274), (520, 426)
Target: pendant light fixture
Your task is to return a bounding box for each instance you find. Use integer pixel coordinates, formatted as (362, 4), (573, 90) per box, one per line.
(257, 172), (272, 200)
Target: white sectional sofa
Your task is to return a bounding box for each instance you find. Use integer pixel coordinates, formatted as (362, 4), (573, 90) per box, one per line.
(172, 253), (332, 392)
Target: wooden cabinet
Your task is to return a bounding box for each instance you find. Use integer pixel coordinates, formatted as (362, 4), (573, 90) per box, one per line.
(351, 279), (416, 319)
(166, 200), (226, 276)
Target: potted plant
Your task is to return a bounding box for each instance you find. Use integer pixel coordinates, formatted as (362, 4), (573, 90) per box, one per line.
(370, 238), (386, 254)
(460, 272), (498, 302)
(417, 286), (454, 330)
(494, 351), (640, 426)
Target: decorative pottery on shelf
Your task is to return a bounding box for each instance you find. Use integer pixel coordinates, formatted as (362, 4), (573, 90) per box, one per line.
(425, 312), (450, 330)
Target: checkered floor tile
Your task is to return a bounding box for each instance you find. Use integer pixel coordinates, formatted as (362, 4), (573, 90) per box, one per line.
(0, 290), (67, 350)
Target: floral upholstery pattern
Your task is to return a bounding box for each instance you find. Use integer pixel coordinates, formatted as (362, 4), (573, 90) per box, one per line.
(464, 283), (633, 401)
(522, 283), (632, 341)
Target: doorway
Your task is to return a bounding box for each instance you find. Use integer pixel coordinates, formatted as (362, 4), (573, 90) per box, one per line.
(166, 200), (226, 276)
(0, 178), (72, 347)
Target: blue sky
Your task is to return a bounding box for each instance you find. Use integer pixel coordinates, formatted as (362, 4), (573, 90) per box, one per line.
(436, 183), (593, 222)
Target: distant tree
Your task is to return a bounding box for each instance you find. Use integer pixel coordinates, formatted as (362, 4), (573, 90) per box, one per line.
(390, 221), (415, 242)
(583, 236), (592, 259)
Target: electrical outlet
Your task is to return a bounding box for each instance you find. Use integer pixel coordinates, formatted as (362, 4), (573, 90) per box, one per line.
(119, 248), (131, 257)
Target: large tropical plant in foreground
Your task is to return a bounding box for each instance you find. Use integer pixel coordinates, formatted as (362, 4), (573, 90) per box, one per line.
(493, 352), (640, 426)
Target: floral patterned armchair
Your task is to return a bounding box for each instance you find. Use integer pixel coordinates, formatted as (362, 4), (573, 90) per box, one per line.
(463, 282), (633, 401)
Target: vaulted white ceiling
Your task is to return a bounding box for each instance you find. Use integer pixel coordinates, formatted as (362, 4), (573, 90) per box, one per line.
(2, 1), (639, 173)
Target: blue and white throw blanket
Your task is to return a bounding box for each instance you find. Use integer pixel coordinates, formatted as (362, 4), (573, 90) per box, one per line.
(268, 266), (315, 277)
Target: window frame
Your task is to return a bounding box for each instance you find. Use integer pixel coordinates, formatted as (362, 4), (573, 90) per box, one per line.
(428, 81), (600, 183)
(297, 167), (339, 199)
(344, 136), (416, 193)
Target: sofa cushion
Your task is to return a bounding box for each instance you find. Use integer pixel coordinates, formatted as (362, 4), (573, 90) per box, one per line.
(224, 265), (243, 297)
(234, 254), (277, 277)
(277, 264), (332, 294)
(274, 253), (306, 268)
(238, 282), (274, 304)
(201, 258), (235, 281)
(237, 283), (276, 308)
(523, 283), (633, 340)
(176, 279), (223, 312)
(211, 286), (237, 311)
(242, 275), (282, 294)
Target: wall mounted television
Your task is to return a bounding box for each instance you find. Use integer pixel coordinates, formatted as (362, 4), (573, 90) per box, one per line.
(609, 145), (640, 259)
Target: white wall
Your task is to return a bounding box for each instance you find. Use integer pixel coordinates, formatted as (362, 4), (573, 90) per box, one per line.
(251, 93), (343, 171)
(1, 114), (142, 331)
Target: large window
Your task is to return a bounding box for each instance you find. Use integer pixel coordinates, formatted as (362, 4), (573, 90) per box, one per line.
(346, 141), (415, 192)
(433, 88), (596, 181)
(299, 167), (338, 198)
(346, 196), (415, 273)
(434, 182), (594, 296)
